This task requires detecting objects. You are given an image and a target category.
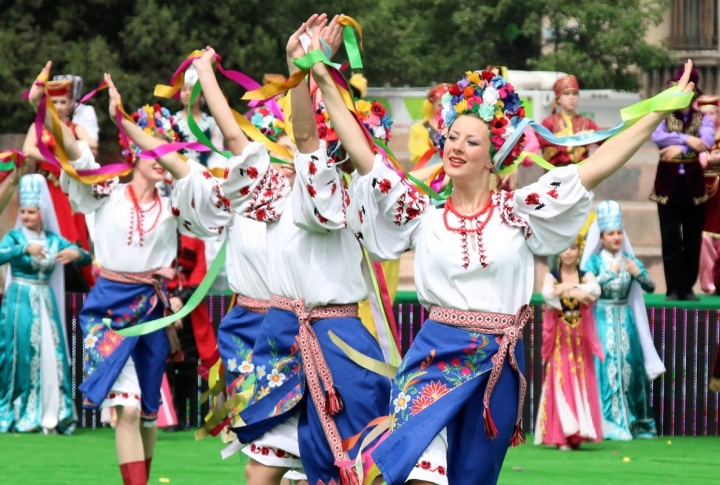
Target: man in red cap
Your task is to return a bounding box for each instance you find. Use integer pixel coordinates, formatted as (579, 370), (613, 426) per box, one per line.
(651, 66), (714, 300)
(538, 75), (602, 167)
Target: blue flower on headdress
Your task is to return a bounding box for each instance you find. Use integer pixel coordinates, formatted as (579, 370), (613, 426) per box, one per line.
(503, 93), (521, 114)
(492, 76), (507, 89)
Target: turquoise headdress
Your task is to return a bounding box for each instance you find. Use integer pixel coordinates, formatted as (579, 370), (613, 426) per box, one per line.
(18, 174), (45, 208)
(596, 200), (623, 233)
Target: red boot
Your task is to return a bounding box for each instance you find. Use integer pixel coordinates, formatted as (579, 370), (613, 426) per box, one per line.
(119, 461), (148, 485)
(145, 456), (153, 479)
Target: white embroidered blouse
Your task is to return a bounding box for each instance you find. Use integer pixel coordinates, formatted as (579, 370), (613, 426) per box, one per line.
(348, 156), (593, 314)
(171, 141), (367, 309)
(60, 142), (178, 273)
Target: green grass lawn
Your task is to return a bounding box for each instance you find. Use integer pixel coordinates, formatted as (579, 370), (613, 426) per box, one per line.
(1, 428), (717, 484)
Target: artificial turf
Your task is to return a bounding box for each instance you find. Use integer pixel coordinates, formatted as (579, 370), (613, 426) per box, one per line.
(1, 428), (717, 484)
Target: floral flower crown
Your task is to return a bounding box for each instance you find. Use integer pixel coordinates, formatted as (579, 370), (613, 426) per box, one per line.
(315, 99), (346, 163)
(356, 100), (393, 144)
(247, 106), (283, 141)
(435, 69), (526, 173)
(121, 104), (184, 162)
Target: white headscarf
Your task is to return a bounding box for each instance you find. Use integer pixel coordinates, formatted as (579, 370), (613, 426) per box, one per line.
(7, 174), (69, 358)
(581, 221), (666, 380)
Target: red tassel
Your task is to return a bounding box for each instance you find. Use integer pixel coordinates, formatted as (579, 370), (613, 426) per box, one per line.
(339, 466), (360, 485)
(510, 423), (526, 446)
(326, 386), (344, 416)
(483, 407), (498, 439)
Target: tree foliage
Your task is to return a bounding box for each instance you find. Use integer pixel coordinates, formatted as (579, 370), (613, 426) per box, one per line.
(524, 0), (670, 90)
(0, 0), (669, 137)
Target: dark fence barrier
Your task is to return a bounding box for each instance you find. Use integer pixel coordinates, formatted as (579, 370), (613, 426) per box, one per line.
(6, 293), (719, 436)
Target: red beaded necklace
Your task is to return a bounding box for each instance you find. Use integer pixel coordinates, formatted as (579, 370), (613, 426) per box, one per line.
(127, 184), (161, 247)
(443, 193), (495, 234)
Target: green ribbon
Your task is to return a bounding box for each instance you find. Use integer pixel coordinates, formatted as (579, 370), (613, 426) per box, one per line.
(188, 81), (232, 158)
(0, 161), (15, 171)
(342, 25), (363, 69)
(106, 241), (227, 336)
(293, 49), (334, 71)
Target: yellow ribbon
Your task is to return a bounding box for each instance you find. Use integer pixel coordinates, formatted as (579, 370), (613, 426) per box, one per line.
(328, 331), (398, 379)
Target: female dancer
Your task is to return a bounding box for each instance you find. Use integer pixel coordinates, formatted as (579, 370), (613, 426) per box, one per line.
(581, 201), (661, 440)
(25, 61), (189, 484)
(535, 233), (603, 450)
(0, 174), (91, 434)
(311, 20), (691, 481)
(23, 78), (96, 291)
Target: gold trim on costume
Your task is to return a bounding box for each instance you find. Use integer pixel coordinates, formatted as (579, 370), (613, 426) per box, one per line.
(649, 189), (668, 205)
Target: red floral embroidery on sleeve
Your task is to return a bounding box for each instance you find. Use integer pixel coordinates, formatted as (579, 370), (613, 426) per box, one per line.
(307, 184), (317, 198)
(525, 193), (540, 205)
(91, 180), (115, 200)
(547, 189), (558, 199)
(308, 160), (317, 175)
(394, 181), (429, 226)
(243, 166), (287, 223)
(246, 166), (259, 179)
(240, 186), (250, 196)
(495, 191), (532, 239)
(202, 170), (212, 179)
(171, 206), (180, 217)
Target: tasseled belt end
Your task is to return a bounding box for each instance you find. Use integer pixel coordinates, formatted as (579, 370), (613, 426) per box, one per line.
(326, 386), (345, 416)
(510, 422), (525, 447)
(339, 466), (360, 485)
(483, 407), (498, 439)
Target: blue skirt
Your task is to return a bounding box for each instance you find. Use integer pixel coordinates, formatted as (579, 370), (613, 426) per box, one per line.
(217, 304), (265, 396)
(371, 319), (524, 485)
(77, 277), (170, 423)
(234, 307), (391, 484)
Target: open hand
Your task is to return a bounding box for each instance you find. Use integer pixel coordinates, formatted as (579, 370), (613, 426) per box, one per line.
(623, 257), (641, 277)
(25, 243), (47, 259)
(676, 59), (696, 94)
(286, 14), (327, 61)
(55, 248), (81, 265)
(686, 135), (710, 153)
(659, 145), (683, 160)
(321, 15), (344, 60)
(104, 73), (122, 123)
(28, 61), (52, 109)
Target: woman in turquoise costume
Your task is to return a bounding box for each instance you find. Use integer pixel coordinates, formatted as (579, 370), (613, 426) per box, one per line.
(0, 174), (92, 434)
(581, 200), (665, 440)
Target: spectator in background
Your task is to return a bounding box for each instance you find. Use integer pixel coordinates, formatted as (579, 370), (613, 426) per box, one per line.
(408, 83), (450, 165)
(651, 66), (712, 301)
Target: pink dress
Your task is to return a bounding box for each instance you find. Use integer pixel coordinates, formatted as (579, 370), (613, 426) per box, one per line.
(534, 269), (604, 447)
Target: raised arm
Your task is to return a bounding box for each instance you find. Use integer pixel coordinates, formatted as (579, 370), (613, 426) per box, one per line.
(309, 30), (376, 175)
(27, 62), (81, 162)
(104, 73), (189, 179)
(578, 60), (696, 190)
(287, 14), (328, 154)
(22, 124), (48, 163)
(0, 167), (23, 214)
(193, 48), (249, 156)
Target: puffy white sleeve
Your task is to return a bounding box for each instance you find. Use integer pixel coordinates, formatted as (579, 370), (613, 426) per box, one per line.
(512, 165), (593, 256)
(348, 154), (430, 261)
(59, 141), (117, 214)
(541, 272), (562, 310)
(222, 142), (290, 223)
(170, 159), (234, 238)
(579, 271), (601, 298)
(292, 141), (348, 232)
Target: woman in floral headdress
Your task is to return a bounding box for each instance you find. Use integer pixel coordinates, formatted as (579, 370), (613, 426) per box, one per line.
(535, 231), (603, 450)
(0, 174), (91, 435)
(310, 15), (694, 479)
(22, 78), (98, 292)
(581, 201), (663, 440)
(24, 60), (204, 484)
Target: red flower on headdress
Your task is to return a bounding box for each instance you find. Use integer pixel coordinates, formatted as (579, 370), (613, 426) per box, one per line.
(153, 103), (161, 113)
(489, 116), (509, 135)
(315, 112), (325, 124)
(481, 70), (495, 81)
(371, 102), (385, 117)
(449, 84), (462, 96)
(515, 106), (526, 119)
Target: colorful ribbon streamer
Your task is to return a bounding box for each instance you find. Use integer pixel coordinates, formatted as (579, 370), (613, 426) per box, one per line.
(155, 51), (293, 163)
(0, 150), (25, 182)
(108, 241), (227, 336)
